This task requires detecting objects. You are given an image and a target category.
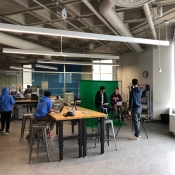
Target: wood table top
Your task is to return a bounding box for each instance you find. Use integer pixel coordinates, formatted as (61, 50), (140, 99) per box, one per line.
(15, 100), (38, 103)
(49, 106), (107, 121)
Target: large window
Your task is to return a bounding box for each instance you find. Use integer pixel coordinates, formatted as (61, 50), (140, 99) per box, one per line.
(93, 60), (113, 80)
(23, 65), (32, 91)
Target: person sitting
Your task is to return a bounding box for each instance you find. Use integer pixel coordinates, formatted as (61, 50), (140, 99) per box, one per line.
(95, 86), (112, 114)
(34, 91), (55, 131)
(110, 88), (123, 119)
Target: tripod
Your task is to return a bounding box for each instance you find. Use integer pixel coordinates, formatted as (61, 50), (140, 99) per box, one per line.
(115, 113), (148, 139)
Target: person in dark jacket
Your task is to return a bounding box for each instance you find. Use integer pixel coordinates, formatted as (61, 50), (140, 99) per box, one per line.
(24, 85), (32, 95)
(95, 86), (112, 114)
(128, 79), (142, 140)
(110, 88), (123, 119)
(34, 91), (55, 130)
(0, 87), (15, 134)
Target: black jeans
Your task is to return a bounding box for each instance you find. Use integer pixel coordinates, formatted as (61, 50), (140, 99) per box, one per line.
(132, 107), (142, 138)
(1, 111), (12, 132)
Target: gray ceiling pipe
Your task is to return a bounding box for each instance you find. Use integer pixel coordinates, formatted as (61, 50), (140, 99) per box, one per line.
(0, 32), (53, 51)
(143, 3), (158, 48)
(99, 0), (145, 52)
(0, 31), (53, 59)
(82, 0), (135, 52)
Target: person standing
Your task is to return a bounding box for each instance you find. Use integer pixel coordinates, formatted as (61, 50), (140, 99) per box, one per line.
(0, 87), (15, 134)
(128, 79), (142, 140)
(24, 85), (32, 95)
(34, 91), (56, 131)
(95, 86), (112, 114)
(110, 88), (123, 119)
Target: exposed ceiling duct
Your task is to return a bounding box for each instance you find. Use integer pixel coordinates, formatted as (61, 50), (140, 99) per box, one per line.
(99, 0), (145, 52)
(110, 0), (153, 7)
(143, 3), (158, 47)
(82, 0), (135, 52)
(0, 32), (53, 60)
(0, 32), (52, 51)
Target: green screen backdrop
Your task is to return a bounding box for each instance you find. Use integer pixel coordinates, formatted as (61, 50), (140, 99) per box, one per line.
(80, 80), (118, 126)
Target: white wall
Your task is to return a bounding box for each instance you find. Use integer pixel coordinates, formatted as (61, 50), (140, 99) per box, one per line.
(139, 45), (153, 116)
(119, 41), (174, 120)
(152, 41), (174, 120)
(117, 52), (139, 101)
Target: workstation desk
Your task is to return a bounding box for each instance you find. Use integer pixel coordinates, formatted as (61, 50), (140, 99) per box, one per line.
(13, 100), (38, 119)
(49, 106), (107, 161)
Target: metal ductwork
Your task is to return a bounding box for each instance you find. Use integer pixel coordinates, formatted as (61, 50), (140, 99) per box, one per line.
(82, 0), (135, 52)
(0, 31), (53, 59)
(143, 3), (158, 47)
(99, 0), (145, 52)
(109, 0), (152, 7)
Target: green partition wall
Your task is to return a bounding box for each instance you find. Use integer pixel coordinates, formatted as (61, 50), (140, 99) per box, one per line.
(80, 80), (118, 126)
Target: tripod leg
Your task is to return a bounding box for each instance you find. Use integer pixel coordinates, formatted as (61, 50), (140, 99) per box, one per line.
(115, 120), (123, 138)
(141, 118), (148, 139)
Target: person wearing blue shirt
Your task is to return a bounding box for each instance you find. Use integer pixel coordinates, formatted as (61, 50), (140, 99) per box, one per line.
(0, 87), (15, 134)
(34, 91), (55, 131)
(128, 79), (142, 140)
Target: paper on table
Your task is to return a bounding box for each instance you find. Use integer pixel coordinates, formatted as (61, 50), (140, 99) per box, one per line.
(117, 101), (122, 106)
(104, 103), (109, 105)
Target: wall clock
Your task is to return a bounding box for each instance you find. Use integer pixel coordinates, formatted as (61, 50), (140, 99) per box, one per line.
(142, 71), (148, 78)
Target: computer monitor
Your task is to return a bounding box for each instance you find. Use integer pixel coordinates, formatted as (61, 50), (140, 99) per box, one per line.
(64, 92), (74, 101)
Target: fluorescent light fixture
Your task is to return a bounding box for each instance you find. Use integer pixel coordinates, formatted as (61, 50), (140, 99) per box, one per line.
(3, 48), (119, 59)
(0, 23), (169, 46)
(10, 66), (33, 71)
(37, 60), (119, 66)
(35, 64), (58, 70)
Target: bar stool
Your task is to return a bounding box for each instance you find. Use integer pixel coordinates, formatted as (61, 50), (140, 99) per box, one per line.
(29, 125), (50, 164)
(33, 121), (54, 151)
(94, 108), (117, 151)
(20, 114), (34, 141)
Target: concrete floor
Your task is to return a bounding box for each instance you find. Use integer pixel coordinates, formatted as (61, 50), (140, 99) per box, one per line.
(0, 119), (174, 175)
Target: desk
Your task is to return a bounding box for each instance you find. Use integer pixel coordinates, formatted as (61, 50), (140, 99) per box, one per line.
(14, 100), (38, 119)
(49, 106), (107, 161)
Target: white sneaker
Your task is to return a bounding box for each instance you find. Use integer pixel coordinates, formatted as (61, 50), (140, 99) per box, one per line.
(5, 131), (11, 135)
(139, 136), (141, 139)
(129, 136), (139, 140)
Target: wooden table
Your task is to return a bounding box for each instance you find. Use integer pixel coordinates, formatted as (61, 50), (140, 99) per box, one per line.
(49, 106), (107, 161)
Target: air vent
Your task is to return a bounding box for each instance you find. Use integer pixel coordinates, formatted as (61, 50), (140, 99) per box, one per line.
(110, 0), (153, 7)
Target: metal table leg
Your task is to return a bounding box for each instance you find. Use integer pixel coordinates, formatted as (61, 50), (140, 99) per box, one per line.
(56, 121), (59, 135)
(82, 119), (87, 157)
(59, 121), (63, 161)
(106, 123), (109, 146)
(100, 117), (105, 154)
(78, 119), (83, 157)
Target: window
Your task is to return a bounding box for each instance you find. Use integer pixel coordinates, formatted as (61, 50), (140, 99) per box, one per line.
(93, 60), (113, 80)
(23, 65), (32, 91)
